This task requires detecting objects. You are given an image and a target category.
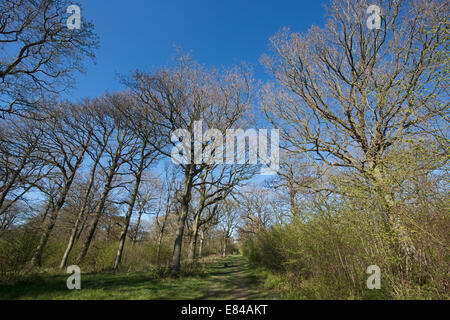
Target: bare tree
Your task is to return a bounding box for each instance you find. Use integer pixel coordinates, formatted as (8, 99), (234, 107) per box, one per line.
(125, 55), (253, 272)
(154, 164), (179, 266)
(217, 200), (240, 257)
(0, 0), (98, 115)
(239, 186), (276, 235)
(129, 173), (159, 246)
(261, 0), (449, 266)
(30, 102), (93, 267)
(59, 98), (114, 269)
(76, 94), (139, 264)
(0, 117), (49, 217)
(113, 100), (159, 271)
(0, 200), (28, 234)
(266, 151), (324, 219)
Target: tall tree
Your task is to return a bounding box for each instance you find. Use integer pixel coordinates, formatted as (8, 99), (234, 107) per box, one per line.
(76, 94), (139, 264)
(126, 55), (253, 272)
(59, 98), (114, 269)
(113, 99), (159, 270)
(30, 102), (92, 267)
(261, 0), (449, 266)
(217, 200), (240, 257)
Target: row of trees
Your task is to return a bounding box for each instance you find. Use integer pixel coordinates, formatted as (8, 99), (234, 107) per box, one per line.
(0, 1), (259, 273)
(0, 0), (448, 298)
(0, 56), (260, 274)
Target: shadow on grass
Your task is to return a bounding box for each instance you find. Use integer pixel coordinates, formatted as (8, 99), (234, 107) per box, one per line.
(0, 255), (279, 300)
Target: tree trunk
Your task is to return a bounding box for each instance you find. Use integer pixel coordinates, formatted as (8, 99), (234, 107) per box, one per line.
(156, 215), (168, 266)
(170, 168), (193, 273)
(76, 156), (119, 264)
(170, 200), (189, 272)
(289, 185), (298, 217)
(75, 212), (88, 242)
(59, 156), (101, 269)
(155, 230), (163, 266)
(59, 213), (83, 269)
(132, 207), (144, 246)
(371, 165), (418, 272)
(30, 202), (59, 267)
(105, 218), (111, 241)
(187, 171), (207, 262)
(222, 235), (227, 257)
(40, 198), (54, 223)
(187, 210), (201, 262)
(198, 229), (205, 258)
(113, 170), (142, 271)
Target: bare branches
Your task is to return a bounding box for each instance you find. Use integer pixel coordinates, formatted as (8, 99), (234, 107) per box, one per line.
(0, 0), (99, 116)
(262, 0), (449, 181)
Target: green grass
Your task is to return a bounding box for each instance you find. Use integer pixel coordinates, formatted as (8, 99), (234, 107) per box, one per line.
(0, 255), (279, 300)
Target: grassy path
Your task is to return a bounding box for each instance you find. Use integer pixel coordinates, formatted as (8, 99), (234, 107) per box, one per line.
(0, 255), (277, 300)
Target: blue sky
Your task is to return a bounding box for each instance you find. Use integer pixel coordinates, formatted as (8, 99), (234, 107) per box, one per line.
(72, 0), (329, 100)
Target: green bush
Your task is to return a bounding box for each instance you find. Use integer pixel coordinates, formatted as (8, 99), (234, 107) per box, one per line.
(0, 230), (40, 283)
(241, 178), (449, 300)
